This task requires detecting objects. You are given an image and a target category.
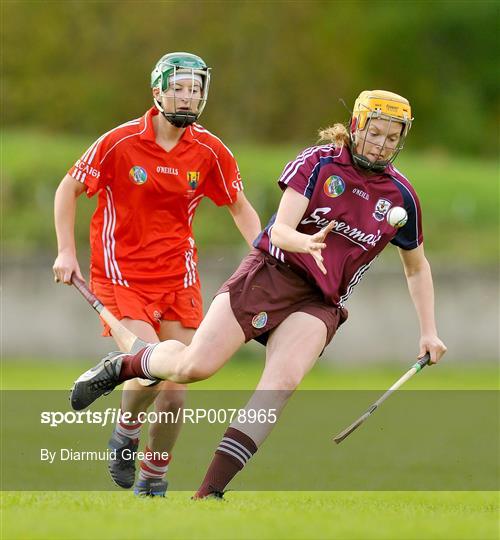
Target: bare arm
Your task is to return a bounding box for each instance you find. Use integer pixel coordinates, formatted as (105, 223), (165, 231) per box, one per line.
(399, 244), (447, 363)
(226, 191), (262, 248)
(53, 174), (87, 284)
(270, 187), (334, 274)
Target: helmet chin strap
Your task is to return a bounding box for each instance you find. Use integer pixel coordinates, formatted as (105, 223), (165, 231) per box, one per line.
(350, 151), (388, 172)
(154, 98), (198, 128)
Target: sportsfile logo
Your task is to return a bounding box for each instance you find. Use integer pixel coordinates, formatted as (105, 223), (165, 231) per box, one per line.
(40, 407), (277, 426)
(301, 207), (382, 249)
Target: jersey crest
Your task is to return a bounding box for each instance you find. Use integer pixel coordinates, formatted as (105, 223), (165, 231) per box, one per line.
(187, 171), (200, 190)
(323, 175), (345, 198)
(372, 198), (392, 221)
(129, 166), (148, 185)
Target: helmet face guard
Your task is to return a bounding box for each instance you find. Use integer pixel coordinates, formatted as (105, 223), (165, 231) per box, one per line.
(151, 52), (211, 128)
(349, 90), (413, 172)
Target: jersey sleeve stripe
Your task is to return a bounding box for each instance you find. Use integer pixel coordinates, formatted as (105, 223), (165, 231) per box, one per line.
(70, 119), (141, 184)
(279, 146), (319, 185)
(389, 176), (420, 246)
(191, 124), (235, 158)
(72, 165), (84, 183)
(388, 164), (410, 182)
(192, 138), (233, 203)
(280, 145), (323, 181)
(98, 120), (145, 167)
(303, 149), (341, 198)
(280, 145), (332, 186)
(81, 119), (140, 166)
(304, 161), (322, 198)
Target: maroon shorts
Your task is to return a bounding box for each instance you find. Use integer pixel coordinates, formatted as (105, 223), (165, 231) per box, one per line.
(217, 249), (348, 349)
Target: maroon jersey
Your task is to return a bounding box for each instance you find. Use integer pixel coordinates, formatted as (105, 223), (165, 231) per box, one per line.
(254, 145), (423, 307)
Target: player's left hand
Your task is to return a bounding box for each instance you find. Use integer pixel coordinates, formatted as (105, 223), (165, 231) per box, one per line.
(418, 335), (447, 364)
(306, 221), (335, 275)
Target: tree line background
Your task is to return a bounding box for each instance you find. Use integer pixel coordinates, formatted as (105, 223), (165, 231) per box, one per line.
(2, 1), (498, 263)
(3, 1), (498, 156)
(2, 1), (498, 362)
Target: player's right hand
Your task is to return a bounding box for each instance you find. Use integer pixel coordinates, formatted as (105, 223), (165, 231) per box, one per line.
(52, 252), (83, 285)
(305, 221), (334, 275)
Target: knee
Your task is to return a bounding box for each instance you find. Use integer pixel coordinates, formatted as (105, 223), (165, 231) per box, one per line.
(175, 361), (214, 383)
(172, 349), (217, 383)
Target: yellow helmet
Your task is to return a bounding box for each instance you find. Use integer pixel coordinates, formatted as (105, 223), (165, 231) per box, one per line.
(350, 90), (413, 171)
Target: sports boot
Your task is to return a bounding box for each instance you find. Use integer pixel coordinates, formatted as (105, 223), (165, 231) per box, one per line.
(108, 429), (138, 489)
(70, 351), (124, 410)
(134, 477), (168, 497)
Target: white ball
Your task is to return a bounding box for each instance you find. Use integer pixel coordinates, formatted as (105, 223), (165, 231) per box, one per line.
(387, 206), (408, 228)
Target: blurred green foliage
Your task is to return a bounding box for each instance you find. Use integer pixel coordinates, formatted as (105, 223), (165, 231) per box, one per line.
(2, 129), (498, 265)
(2, 1), (498, 156)
(2, 1), (498, 266)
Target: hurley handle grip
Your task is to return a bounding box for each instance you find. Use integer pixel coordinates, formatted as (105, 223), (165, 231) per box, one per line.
(413, 352), (431, 372)
(71, 275), (103, 313)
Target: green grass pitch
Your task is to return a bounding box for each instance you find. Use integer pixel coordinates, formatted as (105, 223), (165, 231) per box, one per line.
(1, 359), (498, 540)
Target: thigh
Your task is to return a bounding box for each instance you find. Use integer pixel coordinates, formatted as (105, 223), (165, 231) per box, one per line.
(159, 320), (195, 345)
(120, 318), (159, 343)
(230, 313), (327, 446)
(184, 292), (246, 374)
(147, 292), (246, 382)
(258, 311), (328, 390)
(157, 320), (194, 395)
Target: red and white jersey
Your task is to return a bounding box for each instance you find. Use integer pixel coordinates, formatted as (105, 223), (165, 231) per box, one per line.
(69, 107), (243, 291)
(255, 145), (423, 307)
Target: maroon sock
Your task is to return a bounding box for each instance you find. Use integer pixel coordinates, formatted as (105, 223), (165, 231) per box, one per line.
(194, 427), (258, 498)
(118, 344), (158, 383)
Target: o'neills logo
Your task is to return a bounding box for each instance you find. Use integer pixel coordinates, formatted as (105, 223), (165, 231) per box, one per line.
(75, 160), (100, 178)
(157, 166), (179, 175)
(301, 207), (382, 249)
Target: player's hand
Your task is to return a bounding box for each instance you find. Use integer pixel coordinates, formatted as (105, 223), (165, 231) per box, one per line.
(305, 221), (334, 275)
(53, 252), (83, 285)
(418, 335), (447, 364)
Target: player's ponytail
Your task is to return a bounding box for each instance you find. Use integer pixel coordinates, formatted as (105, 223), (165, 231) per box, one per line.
(317, 123), (350, 147)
